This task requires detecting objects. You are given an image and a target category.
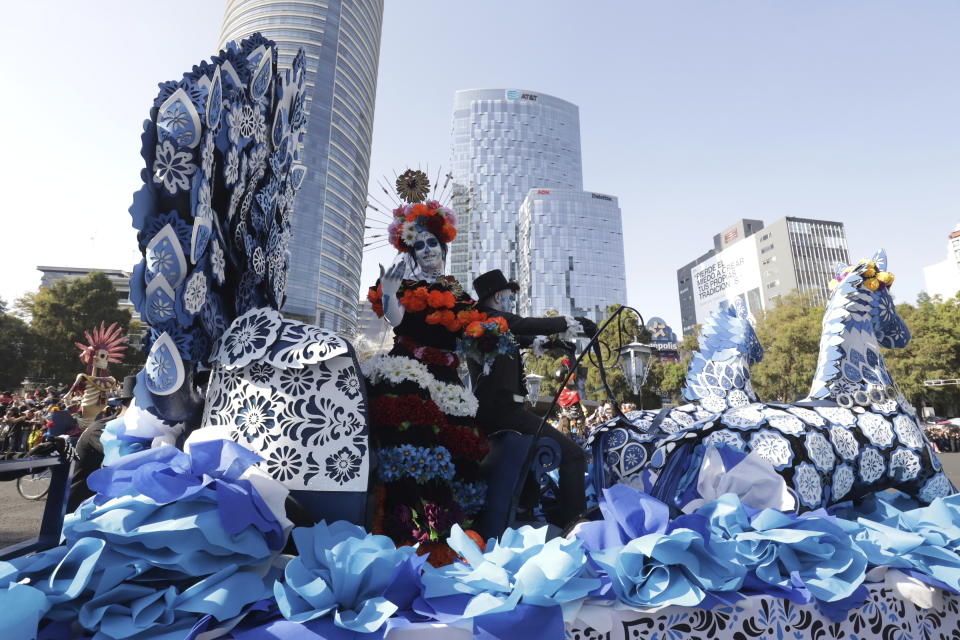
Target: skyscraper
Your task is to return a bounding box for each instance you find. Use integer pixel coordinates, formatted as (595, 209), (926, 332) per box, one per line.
(517, 189), (627, 320)
(677, 217), (849, 334)
(449, 89), (583, 288)
(219, 0), (384, 335)
(922, 222), (960, 300)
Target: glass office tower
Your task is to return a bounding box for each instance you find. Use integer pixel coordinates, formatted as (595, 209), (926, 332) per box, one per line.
(517, 189), (627, 320)
(449, 89), (583, 289)
(219, 0), (383, 335)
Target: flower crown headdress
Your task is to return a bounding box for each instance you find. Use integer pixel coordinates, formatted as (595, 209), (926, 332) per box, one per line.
(828, 258), (895, 293)
(385, 169), (458, 253)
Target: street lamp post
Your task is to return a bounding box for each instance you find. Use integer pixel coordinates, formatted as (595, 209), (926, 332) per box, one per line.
(619, 340), (654, 407)
(524, 373), (543, 408)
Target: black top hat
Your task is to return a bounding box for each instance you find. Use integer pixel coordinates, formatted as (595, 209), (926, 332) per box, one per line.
(473, 269), (520, 303)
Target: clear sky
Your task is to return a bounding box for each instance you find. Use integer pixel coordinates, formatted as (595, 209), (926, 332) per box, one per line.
(2, 1), (957, 332)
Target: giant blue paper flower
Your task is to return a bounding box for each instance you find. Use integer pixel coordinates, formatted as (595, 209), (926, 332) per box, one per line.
(418, 524), (600, 621)
(590, 517), (745, 608)
(273, 521), (417, 633)
(736, 508), (868, 603)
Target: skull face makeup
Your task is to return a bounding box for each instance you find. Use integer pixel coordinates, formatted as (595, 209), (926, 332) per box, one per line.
(490, 289), (516, 313)
(412, 230), (444, 275)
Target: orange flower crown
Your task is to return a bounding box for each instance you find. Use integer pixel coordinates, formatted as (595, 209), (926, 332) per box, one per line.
(387, 201), (458, 253)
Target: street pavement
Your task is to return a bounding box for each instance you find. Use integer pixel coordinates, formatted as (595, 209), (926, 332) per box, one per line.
(4, 453), (960, 549)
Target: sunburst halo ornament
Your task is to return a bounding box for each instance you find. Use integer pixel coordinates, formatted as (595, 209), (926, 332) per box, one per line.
(395, 169), (431, 204)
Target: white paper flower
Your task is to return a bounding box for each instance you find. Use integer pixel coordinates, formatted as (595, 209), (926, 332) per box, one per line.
(830, 426), (859, 461)
(804, 431), (836, 472)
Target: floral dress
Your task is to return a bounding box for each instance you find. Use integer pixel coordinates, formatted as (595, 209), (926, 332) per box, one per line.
(364, 276), (490, 561)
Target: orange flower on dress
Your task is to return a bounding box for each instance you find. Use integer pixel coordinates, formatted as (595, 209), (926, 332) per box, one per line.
(441, 312), (460, 332)
(491, 316), (509, 333)
(399, 287), (429, 312)
(465, 321), (486, 338)
(427, 290), (456, 310)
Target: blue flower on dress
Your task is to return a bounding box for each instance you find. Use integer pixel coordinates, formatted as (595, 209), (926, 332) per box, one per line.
(152, 139), (197, 195)
(325, 447), (361, 484)
(233, 394), (277, 445)
(218, 307), (281, 368)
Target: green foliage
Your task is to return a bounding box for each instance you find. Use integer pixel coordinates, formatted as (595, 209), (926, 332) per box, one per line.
(14, 273), (143, 385)
(883, 293), (960, 416)
(0, 299), (36, 390)
(750, 291), (823, 402)
(523, 304), (663, 409)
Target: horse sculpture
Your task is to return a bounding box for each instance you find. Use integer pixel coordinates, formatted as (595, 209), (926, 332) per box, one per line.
(591, 250), (952, 513)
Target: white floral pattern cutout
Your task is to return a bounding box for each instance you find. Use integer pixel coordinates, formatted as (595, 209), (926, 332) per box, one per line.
(701, 395), (727, 414)
(858, 413), (895, 448)
(362, 355), (478, 418)
(919, 473), (953, 503)
(815, 406), (856, 427)
(748, 430), (793, 469)
(889, 447), (921, 482)
(203, 331), (368, 492)
(787, 407), (826, 427)
(832, 463), (855, 500)
(723, 404), (766, 430)
(764, 409), (805, 435)
(892, 414), (924, 449)
(703, 429), (746, 451)
(726, 390), (751, 408)
(793, 462), (823, 508)
(829, 426), (860, 461)
(859, 447), (886, 484)
(804, 432), (836, 472)
(183, 271), (207, 315)
(216, 308), (282, 369)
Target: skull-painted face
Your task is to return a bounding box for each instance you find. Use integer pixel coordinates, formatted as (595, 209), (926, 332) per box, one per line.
(412, 230), (444, 273)
(93, 348), (111, 370)
(491, 289), (516, 313)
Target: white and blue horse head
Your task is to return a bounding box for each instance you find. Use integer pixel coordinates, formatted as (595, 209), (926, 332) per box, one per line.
(807, 249), (910, 406)
(683, 299), (764, 413)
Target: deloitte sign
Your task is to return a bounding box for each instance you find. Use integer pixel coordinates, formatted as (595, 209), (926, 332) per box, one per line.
(505, 89), (539, 102)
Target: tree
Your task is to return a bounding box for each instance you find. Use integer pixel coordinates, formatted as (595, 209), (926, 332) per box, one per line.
(0, 298), (37, 390)
(750, 291), (823, 402)
(657, 328), (699, 403)
(883, 293), (960, 416)
(15, 273), (142, 385)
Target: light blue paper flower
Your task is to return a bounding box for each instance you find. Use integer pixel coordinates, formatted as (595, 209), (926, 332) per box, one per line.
(590, 521), (745, 608)
(419, 524), (600, 620)
(737, 508), (868, 602)
(273, 521), (417, 633)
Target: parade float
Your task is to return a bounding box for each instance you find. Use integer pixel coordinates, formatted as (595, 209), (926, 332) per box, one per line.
(3, 34), (960, 640)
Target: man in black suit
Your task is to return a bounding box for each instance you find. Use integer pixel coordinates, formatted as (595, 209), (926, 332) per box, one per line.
(468, 269), (598, 527)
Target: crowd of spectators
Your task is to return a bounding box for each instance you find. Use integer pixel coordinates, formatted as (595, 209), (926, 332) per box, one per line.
(0, 386), (122, 456)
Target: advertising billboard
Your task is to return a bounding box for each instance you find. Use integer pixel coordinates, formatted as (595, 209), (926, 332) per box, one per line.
(690, 239), (762, 322)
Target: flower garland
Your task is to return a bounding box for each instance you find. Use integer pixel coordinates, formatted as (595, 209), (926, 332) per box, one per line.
(363, 355), (478, 417)
(451, 480), (488, 515)
(397, 335), (459, 369)
(378, 445), (456, 484)
(369, 394), (489, 462)
(387, 200), (457, 253)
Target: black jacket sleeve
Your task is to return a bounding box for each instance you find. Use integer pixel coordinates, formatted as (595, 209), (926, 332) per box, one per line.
(480, 307), (569, 337)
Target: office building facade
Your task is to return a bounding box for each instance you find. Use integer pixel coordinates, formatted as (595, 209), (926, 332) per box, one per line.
(923, 222), (960, 300)
(448, 89), (583, 288)
(219, 0), (384, 335)
(677, 217), (849, 334)
(517, 188), (626, 320)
